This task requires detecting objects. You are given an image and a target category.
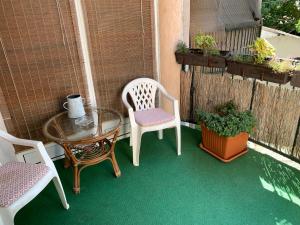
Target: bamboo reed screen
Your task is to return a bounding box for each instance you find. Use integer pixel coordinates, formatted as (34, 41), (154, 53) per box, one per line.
(0, 0), (88, 141)
(194, 72), (252, 114)
(180, 71), (191, 121)
(83, 0), (154, 115)
(180, 71), (300, 160)
(251, 82), (300, 154)
(294, 132), (300, 159)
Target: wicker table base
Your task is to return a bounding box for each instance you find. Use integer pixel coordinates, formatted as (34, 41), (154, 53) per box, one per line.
(43, 108), (122, 194)
(62, 129), (121, 194)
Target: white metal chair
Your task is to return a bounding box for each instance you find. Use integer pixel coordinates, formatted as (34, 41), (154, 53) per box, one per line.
(122, 77), (181, 166)
(0, 130), (69, 225)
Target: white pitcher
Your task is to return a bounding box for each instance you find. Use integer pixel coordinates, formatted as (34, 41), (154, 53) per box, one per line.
(63, 94), (86, 118)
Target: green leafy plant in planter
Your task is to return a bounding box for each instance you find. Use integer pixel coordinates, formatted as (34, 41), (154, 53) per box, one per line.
(208, 48), (221, 56)
(291, 63), (300, 87)
(230, 54), (254, 63)
(190, 34), (228, 68)
(175, 35), (229, 68)
(268, 60), (294, 73)
(197, 101), (256, 137)
(249, 38), (276, 64)
(227, 38), (291, 84)
(176, 41), (189, 54)
(175, 40), (189, 64)
(197, 101), (256, 162)
(194, 34), (219, 55)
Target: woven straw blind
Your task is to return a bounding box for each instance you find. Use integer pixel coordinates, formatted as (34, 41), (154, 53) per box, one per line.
(0, 0), (155, 144)
(83, 0), (154, 114)
(0, 0), (88, 141)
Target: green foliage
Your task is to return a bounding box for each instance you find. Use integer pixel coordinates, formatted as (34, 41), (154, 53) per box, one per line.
(197, 101), (256, 137)
(176, 41), (189, 54)
(194, 34), (221, 56)
(194, 34), (217, 51)
(268, 60), (294, 73)
(231, 54), (254, 63)
(249, 38), (276, 64)
(208, 49), (221, 56)
(262, 0), (300, 35)
(296, 19), (300, 33)
(215, 101), (237, 115)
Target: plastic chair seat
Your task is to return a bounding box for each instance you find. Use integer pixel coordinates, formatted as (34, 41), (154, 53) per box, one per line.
(0, 162), (49, 207)
(134, 108), (175, 126)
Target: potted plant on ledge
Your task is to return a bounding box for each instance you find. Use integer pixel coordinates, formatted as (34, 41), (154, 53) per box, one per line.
(291, 64), (300, 88)
(175, 34), (230, 68)
(227, 38), (292, 84)
(175, 41), (189, 64)
(197, 101), (256, 162)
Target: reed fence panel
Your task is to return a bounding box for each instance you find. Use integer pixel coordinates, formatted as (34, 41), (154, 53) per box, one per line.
(294, 131), (300, 159)
(180, 71), (191, 121)
(252, 82), (300, 155)
(194, 71), (253, 115)
(180, 70), (300, 161)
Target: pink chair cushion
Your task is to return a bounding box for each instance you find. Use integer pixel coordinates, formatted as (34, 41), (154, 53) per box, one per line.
(134, 108), (175, 126)
(0, 162), (50, 207)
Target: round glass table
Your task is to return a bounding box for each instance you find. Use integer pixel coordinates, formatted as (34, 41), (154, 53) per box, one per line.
(43, 107), (122, 194)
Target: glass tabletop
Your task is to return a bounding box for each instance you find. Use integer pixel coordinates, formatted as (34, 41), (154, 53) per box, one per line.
(43, 107), (122, 143)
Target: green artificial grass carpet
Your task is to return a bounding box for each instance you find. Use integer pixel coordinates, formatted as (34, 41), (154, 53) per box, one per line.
(15, 127), (300, 225)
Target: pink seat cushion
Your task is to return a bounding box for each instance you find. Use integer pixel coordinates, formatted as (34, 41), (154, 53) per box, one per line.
(134, 108), (175, 126)
(0, 162), (50, 207)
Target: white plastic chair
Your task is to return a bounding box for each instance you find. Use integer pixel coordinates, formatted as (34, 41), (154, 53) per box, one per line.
(0, 130), (69, 225)
(122, 77), (181, 166)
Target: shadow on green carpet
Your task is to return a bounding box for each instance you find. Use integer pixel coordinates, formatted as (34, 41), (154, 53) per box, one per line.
(15, 126), (300, 225)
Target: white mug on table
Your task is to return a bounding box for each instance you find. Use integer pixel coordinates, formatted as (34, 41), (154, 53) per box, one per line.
(63, 94), (86, 118)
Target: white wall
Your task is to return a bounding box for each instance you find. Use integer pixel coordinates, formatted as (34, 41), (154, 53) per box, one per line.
(261, 27), (300, 59)
(159, 0), (190, 113)
(264, 36), (300, 59)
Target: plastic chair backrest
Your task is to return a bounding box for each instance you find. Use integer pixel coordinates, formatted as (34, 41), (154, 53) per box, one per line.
(122, 78), (163, 111)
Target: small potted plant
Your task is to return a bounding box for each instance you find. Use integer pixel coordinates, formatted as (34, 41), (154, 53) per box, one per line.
(174, 35), (230, 68)
(194, 34), (218, 56)
(227, 38), (291, 84)
(265, 59), (293, 83)
(189, 34), (229, 68)
(175, 41), (189, 64)
(291, 64), (300, 88)
(197, 101), (256, 162)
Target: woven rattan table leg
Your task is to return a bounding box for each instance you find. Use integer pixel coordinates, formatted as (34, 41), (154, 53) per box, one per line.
(110, 151), (121, 177)
(64, 154), (71, 169)
(62, 143), (73, 169)
(107, 129), (121, 177)
(73, 165), (80, 194)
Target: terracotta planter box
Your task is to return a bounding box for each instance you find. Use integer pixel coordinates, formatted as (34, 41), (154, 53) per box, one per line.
(175, 49), (230, 68)
(291, 71), (300, 88)
(200, 124), (249, 162)
(227, 60), (291, 84)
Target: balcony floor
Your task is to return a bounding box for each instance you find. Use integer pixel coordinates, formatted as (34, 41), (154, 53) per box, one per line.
(16, 126), (300, 225)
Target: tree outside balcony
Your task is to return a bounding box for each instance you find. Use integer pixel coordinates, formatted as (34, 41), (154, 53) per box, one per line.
(262, 0), (300, 35)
